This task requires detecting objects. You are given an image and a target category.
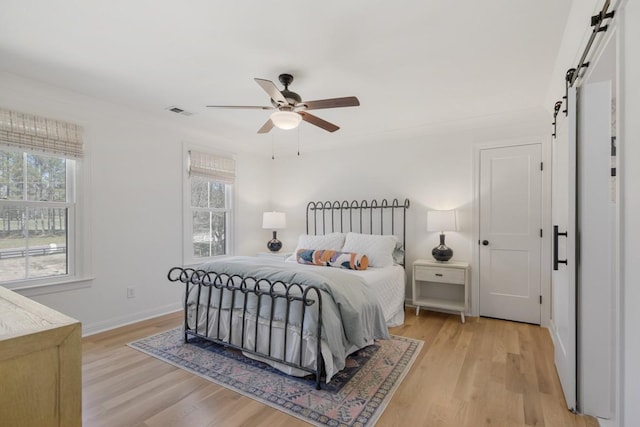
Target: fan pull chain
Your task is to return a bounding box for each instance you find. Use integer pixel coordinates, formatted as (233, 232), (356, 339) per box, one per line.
(297, 126), (300, 156)
(271, 132), (275, 160)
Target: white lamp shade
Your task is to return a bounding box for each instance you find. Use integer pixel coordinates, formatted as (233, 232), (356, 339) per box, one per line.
(270, 111), (302, 130)
(262, 211), (287, 229)
(427, 209), (457, 232)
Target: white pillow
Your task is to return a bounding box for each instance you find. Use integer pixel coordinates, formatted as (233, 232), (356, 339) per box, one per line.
(287, 232), (346, 261)
(341, 232), (397, 268)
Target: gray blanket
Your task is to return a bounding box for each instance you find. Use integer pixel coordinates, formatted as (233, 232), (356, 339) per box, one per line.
(191, 256), (390, 371)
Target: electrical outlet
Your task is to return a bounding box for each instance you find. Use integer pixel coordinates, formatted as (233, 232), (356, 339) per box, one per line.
(126, 287), (136, 298)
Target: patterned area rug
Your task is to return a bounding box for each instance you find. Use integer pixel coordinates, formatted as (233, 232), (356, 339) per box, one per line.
(129, 328), (423, 426)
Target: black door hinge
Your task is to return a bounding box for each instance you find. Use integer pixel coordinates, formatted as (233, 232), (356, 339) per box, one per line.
(540, 295), (542, 304)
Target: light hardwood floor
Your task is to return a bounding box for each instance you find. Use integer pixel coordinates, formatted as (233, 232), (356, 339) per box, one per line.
(82, 309), (599, 427)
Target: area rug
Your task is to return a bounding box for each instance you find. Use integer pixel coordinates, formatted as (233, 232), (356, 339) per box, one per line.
(129, 328), (423, 426)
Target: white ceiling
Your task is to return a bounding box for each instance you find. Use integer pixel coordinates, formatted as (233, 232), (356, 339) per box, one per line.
(0, 1), (573, 154)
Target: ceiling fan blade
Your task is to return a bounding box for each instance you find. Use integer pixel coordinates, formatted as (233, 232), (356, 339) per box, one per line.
(301, 96), (360, 111)
(299, 111), (340, 132)
(257, 119), (274, 134)
(254, 78), (288, 105)
(206, 105), (274, 110)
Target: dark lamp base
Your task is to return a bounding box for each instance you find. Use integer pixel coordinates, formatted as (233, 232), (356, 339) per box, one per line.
(432, 245), (453, 262)
(432, 233), (453, 262)
(267, 230), (282, 252)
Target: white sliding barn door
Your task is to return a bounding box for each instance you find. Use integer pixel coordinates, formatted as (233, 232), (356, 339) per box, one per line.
(551, 81), (616, 418)
(577, 80), (614, 418)
(550, 87), (577, 412)
(478, 143), (542, 324)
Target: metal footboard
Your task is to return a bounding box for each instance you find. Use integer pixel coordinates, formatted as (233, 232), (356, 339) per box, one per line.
(167, 267), (324, 389)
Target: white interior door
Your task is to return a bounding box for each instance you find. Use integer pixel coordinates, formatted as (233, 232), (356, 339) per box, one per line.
(479, 143), (542, 324)
(550, 87), (577, 411)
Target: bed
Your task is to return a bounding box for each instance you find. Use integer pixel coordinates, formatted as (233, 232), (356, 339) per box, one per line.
(167, 198), (410, 389)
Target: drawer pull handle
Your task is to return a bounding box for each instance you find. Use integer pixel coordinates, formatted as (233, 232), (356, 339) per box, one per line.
(435, 273), (443, 277)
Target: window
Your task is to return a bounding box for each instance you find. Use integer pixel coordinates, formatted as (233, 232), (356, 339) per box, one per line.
(184, 148), (234, 264)
(0, 108), (84, 288)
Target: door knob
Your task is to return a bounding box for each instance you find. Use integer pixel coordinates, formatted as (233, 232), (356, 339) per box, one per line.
(482, 240), (489, 246)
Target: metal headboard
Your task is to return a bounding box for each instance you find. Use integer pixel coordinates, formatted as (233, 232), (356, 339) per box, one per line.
(305, 198), (410, 266)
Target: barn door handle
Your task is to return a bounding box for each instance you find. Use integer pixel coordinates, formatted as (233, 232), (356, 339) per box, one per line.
(553, 225), (568, 270)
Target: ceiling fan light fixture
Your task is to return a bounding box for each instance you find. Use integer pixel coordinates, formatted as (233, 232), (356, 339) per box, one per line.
(270, 111), (302, 130)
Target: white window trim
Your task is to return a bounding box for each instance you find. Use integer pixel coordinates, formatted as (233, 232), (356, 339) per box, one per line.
(182, 142), (236, 266)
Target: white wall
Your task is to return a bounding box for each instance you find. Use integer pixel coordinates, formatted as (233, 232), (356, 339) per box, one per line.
(0, 71), (272, 335)
(0, 76), (553, 334)
(269, 109), (550, 301)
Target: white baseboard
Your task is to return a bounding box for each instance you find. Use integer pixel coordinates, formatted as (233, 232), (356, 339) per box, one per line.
(82, 302), (181, 337)
(597, 417), (616, 427)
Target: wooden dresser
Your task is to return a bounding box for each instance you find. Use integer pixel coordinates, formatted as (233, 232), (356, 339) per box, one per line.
(0, 286), (81, 427)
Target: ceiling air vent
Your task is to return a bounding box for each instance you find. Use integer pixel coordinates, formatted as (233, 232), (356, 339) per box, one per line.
(166, 106), (194, 116)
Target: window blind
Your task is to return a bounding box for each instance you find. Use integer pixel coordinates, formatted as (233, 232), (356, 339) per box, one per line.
(0, 107), (84, 158)
(189, 150), (236, 184)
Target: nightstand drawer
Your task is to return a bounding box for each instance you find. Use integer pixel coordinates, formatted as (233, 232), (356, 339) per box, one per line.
(414, 266), (465, 284)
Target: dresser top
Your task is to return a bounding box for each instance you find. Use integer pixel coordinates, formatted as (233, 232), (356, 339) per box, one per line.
(0, 286), (80, 340)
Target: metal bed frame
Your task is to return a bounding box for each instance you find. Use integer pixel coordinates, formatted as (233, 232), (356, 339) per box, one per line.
(306, 198), (410, 267)
(167, 198), (410, 389)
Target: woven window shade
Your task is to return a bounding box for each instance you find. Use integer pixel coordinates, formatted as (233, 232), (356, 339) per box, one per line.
(189, 150), (235, 184)
(0, 108), (84, 158)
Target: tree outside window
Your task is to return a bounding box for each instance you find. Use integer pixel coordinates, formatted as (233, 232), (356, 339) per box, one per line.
(184, 149), (234, 263)
(0, 150), (72, 283)
(191, 178), (228, 257)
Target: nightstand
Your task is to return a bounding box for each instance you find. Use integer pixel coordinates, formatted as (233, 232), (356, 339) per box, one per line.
(256, 251), (293, 261)
(412, 259), (470, 323)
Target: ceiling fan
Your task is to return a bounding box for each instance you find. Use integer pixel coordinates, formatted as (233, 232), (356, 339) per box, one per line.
(206, 74), (360, 133)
